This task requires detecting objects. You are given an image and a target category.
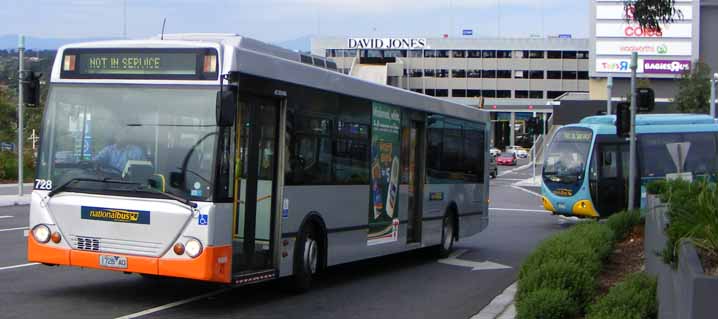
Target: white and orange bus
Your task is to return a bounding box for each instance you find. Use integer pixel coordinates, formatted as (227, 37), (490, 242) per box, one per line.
(28, 34), (490, 290)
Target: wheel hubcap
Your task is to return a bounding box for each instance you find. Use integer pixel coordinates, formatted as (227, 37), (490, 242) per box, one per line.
(443, 218), (453, 250)
(304, 237), (318, 274)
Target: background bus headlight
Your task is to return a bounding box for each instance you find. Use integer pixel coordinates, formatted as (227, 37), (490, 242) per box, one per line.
(185, 238), (203, 258)
(32, 225), (51, 243)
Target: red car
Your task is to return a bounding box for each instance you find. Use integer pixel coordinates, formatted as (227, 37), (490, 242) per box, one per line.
(496, 152), (517, 166)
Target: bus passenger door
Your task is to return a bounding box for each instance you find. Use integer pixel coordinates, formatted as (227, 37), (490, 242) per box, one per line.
(406, 120), (425, 244)
(595, 143), (627, 216)
(233, 95), (279, 273)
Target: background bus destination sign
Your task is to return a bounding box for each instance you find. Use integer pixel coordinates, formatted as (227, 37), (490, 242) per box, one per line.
(61, 49), (218, 80)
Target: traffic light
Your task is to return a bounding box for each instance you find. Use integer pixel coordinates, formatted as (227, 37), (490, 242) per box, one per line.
(636, 88), (655, 113)
(526, 117), (541, 135)
(616, 102), (631, 137)
(20, 71), (42, 107)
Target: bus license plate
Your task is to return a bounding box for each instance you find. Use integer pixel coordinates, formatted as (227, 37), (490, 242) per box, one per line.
(99, 255), (128, 269)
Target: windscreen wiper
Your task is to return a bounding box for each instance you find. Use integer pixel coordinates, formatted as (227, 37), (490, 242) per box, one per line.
(134, 185), (198, 208)
(48, 177), (138, 197)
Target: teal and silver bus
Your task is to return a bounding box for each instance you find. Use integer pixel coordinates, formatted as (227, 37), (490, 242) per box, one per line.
(541, 114), (718, 218)
(28, 34), (490, 290)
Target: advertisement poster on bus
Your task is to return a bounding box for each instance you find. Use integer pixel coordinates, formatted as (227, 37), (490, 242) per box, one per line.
(368, 102), (401, 246)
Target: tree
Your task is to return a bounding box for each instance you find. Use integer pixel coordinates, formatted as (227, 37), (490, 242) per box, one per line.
(674, 61), (712, 114)
(0, 87), (17, 143)
(625, 0), (682, 31)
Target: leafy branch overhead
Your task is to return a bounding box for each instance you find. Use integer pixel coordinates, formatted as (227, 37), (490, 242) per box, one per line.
(624, 0), (683, 31)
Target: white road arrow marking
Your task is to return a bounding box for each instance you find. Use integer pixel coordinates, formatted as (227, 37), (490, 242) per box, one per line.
(438, 249), (512, 271)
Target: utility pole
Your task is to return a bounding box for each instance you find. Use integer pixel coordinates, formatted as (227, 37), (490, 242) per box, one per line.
(627, 52), (638, 210)
(123, 0), (127, 38)
(17, 35), (25, 196)
(711, 73), (717, 120)
(606, 76), (613, 115)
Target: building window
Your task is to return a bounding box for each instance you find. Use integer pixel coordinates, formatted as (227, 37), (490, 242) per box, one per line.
(562, 51), (577, 59)
(435, 89), (449, 97)
(497, 50), (512, 58)
(482, 70), (496, 78)
(436, 50), (450, 58)
(436, 69), (449, 78)
(335, 49), (357, 57)
(425, 89), (436, 96)
(408, 69), (423, 77)
(408, 50), (423, 58)
(547, 51), (562, 59)
(529, 70), (544, 79)
(467, 70), (482, 78)
(452, 69), (466, 78)
(326, 49), (335, 57)
(452, 50), (466, 58)
(384, 50), (406, 58)
(497, 70), (512, 78)
(515, 51), (528, 59)
(529, 50), (545, 59)
(547, 91), (566, 99)
(577, 51), (589, 59)
(547, 71), (562, 79)
(578, 71), (589, 80)
(515, 70), (529, 79)
(411, 89), (424, 94)
(562, 71), (578, 79)
(452, 89), (467, 97)
(482, 90), (496, 98)
(467, 90), (481, 97)
(530, 91), (544, 99)
(424, 69), (436, 77)
(424, 50), (436, 58)
(515, 90), (529, 99)
(497, 90), (511, 98)
(482, 50), (497, 58)
(468, 50), (482, 58)
(362, 50), (383, 58)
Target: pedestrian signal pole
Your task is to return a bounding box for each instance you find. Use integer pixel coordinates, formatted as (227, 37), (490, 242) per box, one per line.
(627, 52), (638, 210)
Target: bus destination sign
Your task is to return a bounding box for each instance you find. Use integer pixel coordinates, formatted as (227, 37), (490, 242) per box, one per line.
(61, 48), (218, 80)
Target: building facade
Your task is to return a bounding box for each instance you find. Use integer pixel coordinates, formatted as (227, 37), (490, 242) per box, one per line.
(311, 37), (591, 148)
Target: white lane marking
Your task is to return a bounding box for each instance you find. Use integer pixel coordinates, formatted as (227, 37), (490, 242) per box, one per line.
(497, 162), (533, 177)
(0, 227), (28, 232)
(511, 185), (543, 198)
(115, 287), (234, 319)
(0, 263), (39, 271)
(0, 216), (13, 219)
(438, 249), (512, 271)
(490, 207), (550, 213)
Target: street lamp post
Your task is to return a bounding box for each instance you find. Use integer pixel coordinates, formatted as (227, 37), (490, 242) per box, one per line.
(627, 52), (638, 210)
(17, 35), (25, 197)
(606, 76), (613, 115)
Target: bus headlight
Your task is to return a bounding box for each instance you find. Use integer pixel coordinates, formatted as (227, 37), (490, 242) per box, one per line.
(32, 224), (51, 243)
(185, 238), (203, 258)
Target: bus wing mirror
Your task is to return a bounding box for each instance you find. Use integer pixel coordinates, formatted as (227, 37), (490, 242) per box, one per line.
(169, 172), (185, 189)
(216, 88), (237, 127)
(21, 72), (42, 108)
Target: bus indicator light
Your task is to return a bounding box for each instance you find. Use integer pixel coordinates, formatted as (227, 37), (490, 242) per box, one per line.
(203, 55), (217, 73)
(51, 232), (62, 243)
(173, 243), (185, 255)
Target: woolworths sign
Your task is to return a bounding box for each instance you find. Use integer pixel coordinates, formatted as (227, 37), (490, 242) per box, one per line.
(347, 38), (427, 49)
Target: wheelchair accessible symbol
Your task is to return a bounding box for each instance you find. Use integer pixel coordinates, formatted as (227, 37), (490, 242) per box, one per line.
(198, 214), (209, 226)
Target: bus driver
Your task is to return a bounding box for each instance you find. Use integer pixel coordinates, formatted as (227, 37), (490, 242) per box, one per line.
(94, 128), (147, 175)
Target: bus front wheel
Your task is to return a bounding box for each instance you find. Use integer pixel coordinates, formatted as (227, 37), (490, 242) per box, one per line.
(291, 223), (320, 292)
(438, 213), (456, 258)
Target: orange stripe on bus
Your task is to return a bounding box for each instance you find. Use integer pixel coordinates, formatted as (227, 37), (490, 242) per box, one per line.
(27, 236), (70, 265)
(71, 250), (159, 274)
(159, 245), (232, 283)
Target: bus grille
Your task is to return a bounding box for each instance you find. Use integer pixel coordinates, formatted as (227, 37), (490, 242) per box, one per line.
(70, 236), (164, 257)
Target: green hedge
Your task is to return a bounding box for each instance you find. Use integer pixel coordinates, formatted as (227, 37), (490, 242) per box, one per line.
(0, 151), (35, 180)
(517, 211), (644, 319)
(586, 272), (657, 319)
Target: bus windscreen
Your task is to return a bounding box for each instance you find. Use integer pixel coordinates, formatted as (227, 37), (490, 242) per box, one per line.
(60, 48), (218, 80)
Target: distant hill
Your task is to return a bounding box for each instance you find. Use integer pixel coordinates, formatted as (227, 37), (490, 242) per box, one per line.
(0, 35), (118, 50)
(275, 35), (311, 53)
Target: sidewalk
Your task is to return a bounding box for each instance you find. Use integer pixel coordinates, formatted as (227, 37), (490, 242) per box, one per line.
(0, 194), (31, 207)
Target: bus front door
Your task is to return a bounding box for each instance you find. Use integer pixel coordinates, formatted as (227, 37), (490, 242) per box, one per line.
(233, 95), (279, 274)
(595, 143), (628, 216)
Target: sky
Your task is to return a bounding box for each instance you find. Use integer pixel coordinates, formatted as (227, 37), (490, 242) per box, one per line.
(1, 0), (591, 43)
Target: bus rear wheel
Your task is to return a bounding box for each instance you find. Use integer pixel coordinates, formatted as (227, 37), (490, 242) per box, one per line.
(291, 223), (320, 293)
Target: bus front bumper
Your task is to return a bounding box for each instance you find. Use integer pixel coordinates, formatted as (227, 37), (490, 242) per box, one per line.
(27, 236), (232, 283)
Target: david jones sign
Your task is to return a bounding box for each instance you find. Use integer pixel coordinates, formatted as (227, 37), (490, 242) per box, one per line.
(347, 38), (427, 49)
